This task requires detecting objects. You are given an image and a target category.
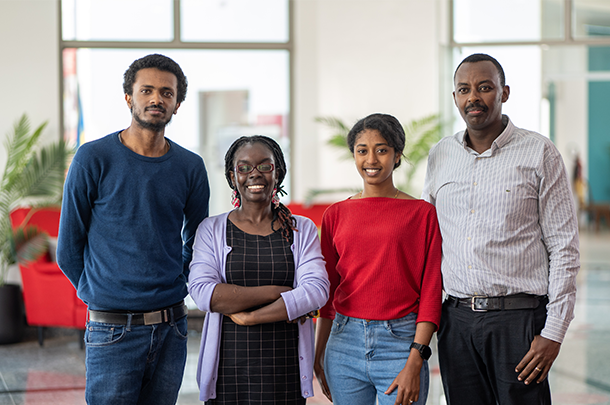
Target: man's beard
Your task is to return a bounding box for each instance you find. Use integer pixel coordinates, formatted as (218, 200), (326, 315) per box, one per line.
(132, 106), (173, 131)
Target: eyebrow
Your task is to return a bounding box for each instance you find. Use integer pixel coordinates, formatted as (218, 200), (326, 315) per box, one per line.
(456, 79), (494, 87)
(356, 142), (390, 148)
(139, 84), (175, 92)
(235, 157), (273, 164)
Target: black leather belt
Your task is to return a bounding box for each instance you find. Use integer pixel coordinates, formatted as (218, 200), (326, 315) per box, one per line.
(446, 294), (544, 312)
(88, 302), (187, 325)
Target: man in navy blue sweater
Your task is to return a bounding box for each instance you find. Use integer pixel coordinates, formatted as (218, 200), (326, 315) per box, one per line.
(57, 54), (210, 405)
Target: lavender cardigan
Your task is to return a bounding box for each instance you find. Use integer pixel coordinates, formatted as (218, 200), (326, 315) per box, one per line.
(188, 212), (330, 401)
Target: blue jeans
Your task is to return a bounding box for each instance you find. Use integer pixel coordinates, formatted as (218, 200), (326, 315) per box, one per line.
(84, 315), (188, 405)
(324, 312), (429, 405)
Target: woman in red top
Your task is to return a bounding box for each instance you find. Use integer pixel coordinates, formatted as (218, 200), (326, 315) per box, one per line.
(314, 113), (442, 405)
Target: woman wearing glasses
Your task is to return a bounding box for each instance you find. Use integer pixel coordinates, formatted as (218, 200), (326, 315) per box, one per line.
(188, 135), (330, 404)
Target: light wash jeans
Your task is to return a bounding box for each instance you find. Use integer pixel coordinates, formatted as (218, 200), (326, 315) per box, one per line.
(84, 315), (188, 405)
(324, 312), (429, 405)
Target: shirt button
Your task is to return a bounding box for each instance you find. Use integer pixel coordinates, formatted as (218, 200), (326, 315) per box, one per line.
(470, 209), (475, 213)
(305, 391), (309, 396)
(468, 265), (472, 269)
(302, 375), (307, 380)
(300, 356), (303, 360)
(467, 236), (471, 240)
(474, 182), (478, 186)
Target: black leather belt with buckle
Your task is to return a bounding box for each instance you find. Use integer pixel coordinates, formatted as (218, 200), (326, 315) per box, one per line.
(88, 302), (188, 325)
(446, 294), (544, 312)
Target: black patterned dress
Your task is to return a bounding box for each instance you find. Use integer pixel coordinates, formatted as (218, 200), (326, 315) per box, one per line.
(208, 219), (305, 405)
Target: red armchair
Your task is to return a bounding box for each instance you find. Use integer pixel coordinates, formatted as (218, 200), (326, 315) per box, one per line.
(9, 207), (87, 347)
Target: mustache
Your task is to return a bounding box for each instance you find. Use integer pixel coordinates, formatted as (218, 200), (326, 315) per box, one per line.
(145, 104), (166, 113)
(465, 103), (487, 113)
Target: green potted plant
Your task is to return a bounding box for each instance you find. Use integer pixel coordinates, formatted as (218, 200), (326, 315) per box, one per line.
(0, 114), (73, 344)
(306, 114), (442, 204)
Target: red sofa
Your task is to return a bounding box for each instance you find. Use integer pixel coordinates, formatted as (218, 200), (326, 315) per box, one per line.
(9, 207), (87, 346)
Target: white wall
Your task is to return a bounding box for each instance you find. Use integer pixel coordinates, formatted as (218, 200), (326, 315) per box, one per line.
(0, 0), (60, 153)
(292, 0), (441, 202)
(0, 0), (441, 205)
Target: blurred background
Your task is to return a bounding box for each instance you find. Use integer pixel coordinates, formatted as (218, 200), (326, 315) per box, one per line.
(1, 1), (610, 404)
(2, 0), (609, 214)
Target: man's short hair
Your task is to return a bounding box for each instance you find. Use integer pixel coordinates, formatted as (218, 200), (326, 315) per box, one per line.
(454, 53), (506, 87)
(123, 54), (188, 104)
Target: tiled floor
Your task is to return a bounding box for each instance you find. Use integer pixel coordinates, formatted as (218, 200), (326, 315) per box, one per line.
(0, 230), (609, 405)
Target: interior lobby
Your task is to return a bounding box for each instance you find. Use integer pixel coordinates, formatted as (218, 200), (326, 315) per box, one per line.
(1, 1), (610, 404)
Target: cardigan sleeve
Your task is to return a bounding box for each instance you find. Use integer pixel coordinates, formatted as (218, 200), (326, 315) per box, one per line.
(281, 216), (330, 321)
(188, 216), (225, 313)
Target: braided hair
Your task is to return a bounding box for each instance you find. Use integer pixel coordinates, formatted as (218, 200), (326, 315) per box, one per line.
(224, 135), (297, 242)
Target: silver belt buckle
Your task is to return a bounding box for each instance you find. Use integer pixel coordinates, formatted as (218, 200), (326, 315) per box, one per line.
(143, 310), (163, 325)
(471, 296), (488, 312)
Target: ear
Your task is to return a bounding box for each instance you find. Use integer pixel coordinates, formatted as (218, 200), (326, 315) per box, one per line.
(395, 152), (401, 165)
(229, 171), (236, 187)
(173, 102), (181, 115)
(125, 93), (133, 110)
(452, 91), (457, 107)
(501, 85), (510, 103)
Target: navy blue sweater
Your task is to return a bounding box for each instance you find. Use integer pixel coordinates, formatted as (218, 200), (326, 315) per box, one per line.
(57, 132), (210, 311)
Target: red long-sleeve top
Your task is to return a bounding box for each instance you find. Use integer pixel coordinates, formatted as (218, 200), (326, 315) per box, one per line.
(319, 198), (442, 329)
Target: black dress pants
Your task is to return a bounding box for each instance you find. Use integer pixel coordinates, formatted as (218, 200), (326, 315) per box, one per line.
(438, 296), (552, 405)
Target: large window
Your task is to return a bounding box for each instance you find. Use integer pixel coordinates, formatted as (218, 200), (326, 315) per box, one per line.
(449, 0), (610, 207)
(61, 0), (292, 216)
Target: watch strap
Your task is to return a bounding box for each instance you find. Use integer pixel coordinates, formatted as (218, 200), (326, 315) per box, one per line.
(410, 342), (432, 360)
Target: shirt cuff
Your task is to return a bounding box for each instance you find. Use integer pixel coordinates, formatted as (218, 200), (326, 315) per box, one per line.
(540, 314), (571, 344)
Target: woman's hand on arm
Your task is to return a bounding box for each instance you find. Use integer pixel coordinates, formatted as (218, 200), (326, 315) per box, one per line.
(314, 317), (333, 402)
(385, 321), (436, 405)
(227, 296), (291, 326)
(210, 284), (291, 315)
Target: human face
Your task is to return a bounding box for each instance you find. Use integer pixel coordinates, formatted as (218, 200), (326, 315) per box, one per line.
(453, 61), (509, 136)
(353, 129), (400, 187)
(230, 143), (278, 206)
(125, 68), (181, 132)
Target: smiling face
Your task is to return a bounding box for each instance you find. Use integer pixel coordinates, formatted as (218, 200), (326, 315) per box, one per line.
(125, 68), (181, 132)
(453, 61), (509, 136)
(353, 129), (400, 188)
(229, 142), (278, 206)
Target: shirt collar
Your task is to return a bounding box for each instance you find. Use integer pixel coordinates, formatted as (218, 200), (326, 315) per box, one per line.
(456, 115), (515, 153)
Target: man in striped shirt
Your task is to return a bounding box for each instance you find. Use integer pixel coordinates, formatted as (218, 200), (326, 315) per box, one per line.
(422, 53), (579, 405)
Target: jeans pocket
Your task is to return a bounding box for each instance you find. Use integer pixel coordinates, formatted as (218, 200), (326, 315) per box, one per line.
(173, 317), (188, 340)
(85, 321), (126, 347)
(387, 315), (416, 340)
(330, 314), (347, 335)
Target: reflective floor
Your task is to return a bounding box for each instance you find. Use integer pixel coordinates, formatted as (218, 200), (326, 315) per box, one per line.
(0, 230), (608, 405)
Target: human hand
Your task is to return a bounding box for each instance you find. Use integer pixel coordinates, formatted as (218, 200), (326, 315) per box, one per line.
(515, 335), (561, 385)
(314, 357), (332, 402)
(384, 355), (422, 405)
(227, 311), (252, 326)
(287, 310), (319, 325)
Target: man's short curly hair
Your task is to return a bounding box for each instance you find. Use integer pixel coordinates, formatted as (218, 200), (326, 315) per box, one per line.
(123, 54), (188, 104)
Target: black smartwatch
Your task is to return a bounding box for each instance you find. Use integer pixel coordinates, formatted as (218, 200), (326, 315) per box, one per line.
(410, 342), (432, 360)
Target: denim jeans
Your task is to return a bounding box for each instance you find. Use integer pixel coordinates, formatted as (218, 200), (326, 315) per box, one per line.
(324, 312), (429, 405)
(84, 314), (188, 405)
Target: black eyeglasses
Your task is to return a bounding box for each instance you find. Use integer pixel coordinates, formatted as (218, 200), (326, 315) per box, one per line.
(235, 163), (275, 174)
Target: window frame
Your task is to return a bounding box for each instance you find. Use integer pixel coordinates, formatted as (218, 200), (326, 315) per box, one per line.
(58, 0), (294, 183)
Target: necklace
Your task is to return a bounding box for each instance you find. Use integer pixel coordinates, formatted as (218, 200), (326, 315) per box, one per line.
(358, 188), (399, 199)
